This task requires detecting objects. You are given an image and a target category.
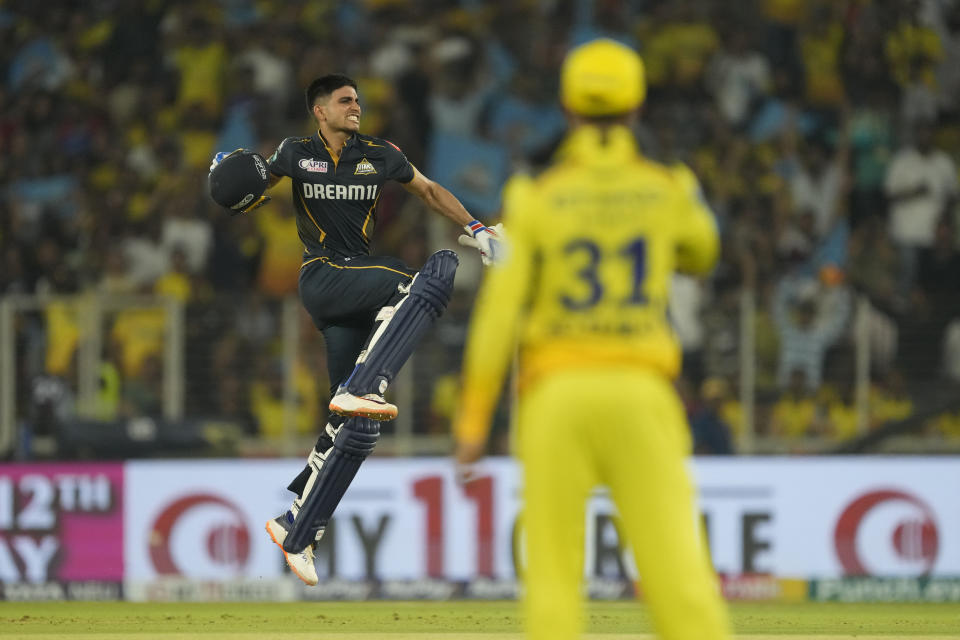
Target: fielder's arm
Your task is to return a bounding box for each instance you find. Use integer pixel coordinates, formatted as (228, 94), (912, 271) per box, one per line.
(672, 165), (719, 275)
(455, 176), (535, 461)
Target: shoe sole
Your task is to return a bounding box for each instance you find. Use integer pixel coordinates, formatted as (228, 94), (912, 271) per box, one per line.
(265, 520), (319, 586)
(328, 401), (398, 421)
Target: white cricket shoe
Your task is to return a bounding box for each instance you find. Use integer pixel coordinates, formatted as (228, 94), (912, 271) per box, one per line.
(329, 392), (398, 421)
(265, 512), (319, 586)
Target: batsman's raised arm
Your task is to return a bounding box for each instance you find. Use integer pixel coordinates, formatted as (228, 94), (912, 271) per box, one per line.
(403, 166), (474, 226)
(404, 166), (505, 267)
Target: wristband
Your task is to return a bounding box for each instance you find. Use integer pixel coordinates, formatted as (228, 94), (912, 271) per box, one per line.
(466, 220), (486, 237)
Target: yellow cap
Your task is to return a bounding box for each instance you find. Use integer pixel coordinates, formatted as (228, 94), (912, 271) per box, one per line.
(561, 38), (646, 116)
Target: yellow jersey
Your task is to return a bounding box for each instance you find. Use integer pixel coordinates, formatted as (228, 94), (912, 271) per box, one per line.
(457, 125), (718, 444)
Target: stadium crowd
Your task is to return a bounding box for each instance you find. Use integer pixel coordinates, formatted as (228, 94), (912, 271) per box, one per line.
(2, 0), (960, 456)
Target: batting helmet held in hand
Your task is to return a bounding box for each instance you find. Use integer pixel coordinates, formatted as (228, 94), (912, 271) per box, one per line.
(208, 149), (270, 211)
(561, 38), (646, 116)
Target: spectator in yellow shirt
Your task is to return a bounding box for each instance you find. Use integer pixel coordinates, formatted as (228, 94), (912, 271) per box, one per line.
(172, 17), (226, 115)
(154, 247), (192, 303)
(770, 369), (823, 438)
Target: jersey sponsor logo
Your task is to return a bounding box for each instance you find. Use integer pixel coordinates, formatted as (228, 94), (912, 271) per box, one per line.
(303, 183), (379, 200)
(354, 157), (377, 175)
(299, 158), (329, 173)
(253, 154), (267, 179)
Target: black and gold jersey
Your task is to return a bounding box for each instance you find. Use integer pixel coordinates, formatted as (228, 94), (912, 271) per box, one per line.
(268, 131), (414, 257)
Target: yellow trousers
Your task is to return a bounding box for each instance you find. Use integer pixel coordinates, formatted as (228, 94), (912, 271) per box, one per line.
(517, 368), (731, 640)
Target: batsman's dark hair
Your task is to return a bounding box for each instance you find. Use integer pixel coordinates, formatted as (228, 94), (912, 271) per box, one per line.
(305, 74), (358, 113)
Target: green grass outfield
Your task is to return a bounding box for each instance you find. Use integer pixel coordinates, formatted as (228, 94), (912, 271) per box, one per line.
(1, 601), (958, 639)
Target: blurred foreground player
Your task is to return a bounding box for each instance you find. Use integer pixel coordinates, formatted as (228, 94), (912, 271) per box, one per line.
(210, 74), (501, 585)
(453, 40), (731, 640)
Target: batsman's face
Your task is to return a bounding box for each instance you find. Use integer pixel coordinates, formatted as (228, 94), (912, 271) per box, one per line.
(317, 86), (361, 133)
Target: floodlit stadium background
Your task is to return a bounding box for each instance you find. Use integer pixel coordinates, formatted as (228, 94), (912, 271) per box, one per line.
(1, 0), (959, 605)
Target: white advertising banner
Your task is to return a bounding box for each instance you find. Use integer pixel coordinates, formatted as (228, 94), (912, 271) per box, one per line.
(124, 458), (523, 583)
(124, 457), (960, 584)
(124, 460), (301, 582)
(693, 458), (960, 579)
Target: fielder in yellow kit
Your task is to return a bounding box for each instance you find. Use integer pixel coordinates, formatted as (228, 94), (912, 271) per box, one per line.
(454, 39), (732, 640)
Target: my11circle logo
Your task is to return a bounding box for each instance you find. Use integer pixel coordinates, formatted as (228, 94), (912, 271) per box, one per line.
(833, 489), (939, 576)
(149, 493), (250, 577)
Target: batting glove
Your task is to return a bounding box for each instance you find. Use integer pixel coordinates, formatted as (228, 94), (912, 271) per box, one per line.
(458, 220), (504, 266)
(209, 150), (234, 173)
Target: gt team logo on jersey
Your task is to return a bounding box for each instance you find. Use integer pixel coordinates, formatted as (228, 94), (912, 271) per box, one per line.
(354, 157), (377, 176)
(299, 158), (329, 173)
(303, 183), (379, 200)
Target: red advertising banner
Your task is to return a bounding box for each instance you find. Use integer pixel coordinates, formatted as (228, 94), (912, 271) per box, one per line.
(0, 462), (124, 584)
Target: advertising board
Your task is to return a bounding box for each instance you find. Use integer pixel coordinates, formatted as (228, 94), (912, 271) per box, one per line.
(122, 457), (960, 590)
(0, 462), (124, 600)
